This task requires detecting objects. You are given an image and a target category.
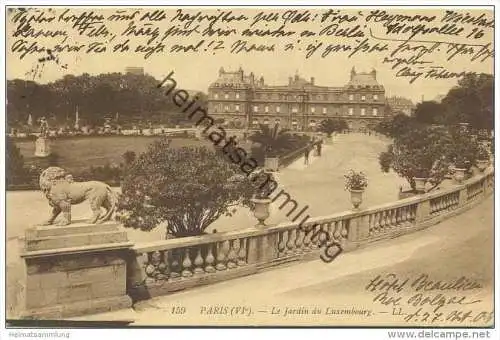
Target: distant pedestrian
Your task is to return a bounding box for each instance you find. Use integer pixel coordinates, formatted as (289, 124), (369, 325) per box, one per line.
(316, 140), (322, 157)
(304, 145), (311, 165)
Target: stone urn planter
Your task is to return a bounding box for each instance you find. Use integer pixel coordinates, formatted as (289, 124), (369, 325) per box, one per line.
(264, 157), (279, 172)
(413, 177), (427, 193)
(476, 159), (489, 172)
(251, 198), (271, 227)
(349, 189), (364, 209)
(453, 168), (466, 184)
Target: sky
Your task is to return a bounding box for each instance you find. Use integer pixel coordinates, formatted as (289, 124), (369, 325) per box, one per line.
(6, 7), (494, 103)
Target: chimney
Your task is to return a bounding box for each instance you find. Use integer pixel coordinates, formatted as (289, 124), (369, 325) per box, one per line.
(310, 77), (315, 85)
(239, 66), (244, 81)
(260, 76), (264, 86)
(371, 68), (377, 79)
(350, 67), (356, 80)
(289, 77), (293, 85)
(219, 67), (225, 76)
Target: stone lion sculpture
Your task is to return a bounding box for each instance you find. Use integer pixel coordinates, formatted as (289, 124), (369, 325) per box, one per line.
(39, 167), (117, 226)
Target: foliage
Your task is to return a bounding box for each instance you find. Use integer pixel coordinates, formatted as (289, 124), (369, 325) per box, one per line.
(379, 125), (452, 190)
(252, 169), (277, 199)
(7, 73), (207, 130)
(117, 139), (258, 237)
(373, 114), (416, 138)
(413, 101), (446, 125)
(446, 126), (480, 170)
(378, 149), (393, 172)
(477, 145), (490, 160)
(318, 119), (348, 136)
(122, 151), (136, 167)
(441, 73), (493, 130)
(248, 124), (308, 158)
(6, 137), (28, 185)
(344, 170), (368, 191)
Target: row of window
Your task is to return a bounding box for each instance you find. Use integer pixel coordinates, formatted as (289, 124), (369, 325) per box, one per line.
(349, 94), (378, 101)
(349, 108), (379, 116)
(212, 92), (380, 101)
(213, 104), (379, 116)
(249, 119), (317, 127)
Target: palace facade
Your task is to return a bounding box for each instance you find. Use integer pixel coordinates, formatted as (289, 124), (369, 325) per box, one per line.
(207, 67), (390, 131)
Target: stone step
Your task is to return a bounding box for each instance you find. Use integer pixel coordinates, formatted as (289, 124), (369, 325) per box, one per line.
(26, 222), (120, 239)
(25, 230), (129, 252)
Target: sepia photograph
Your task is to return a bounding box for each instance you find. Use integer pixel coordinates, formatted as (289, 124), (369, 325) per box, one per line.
(1, 2), (496, 336)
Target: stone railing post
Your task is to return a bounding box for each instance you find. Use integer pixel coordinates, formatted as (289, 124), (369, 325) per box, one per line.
(247, 232), (279, 267)
(344, 214), (370, 251)
(21, 222), (133, 319)
(126, 252), (149, 301)
(415, 199), (431, 224)
(458, 185), (468, 207)
(480, 177), (488, 197)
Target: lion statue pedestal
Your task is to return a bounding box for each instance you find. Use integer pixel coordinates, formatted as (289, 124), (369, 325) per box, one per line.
(19, 167), (133, 319)
(21, 220), (133, 319)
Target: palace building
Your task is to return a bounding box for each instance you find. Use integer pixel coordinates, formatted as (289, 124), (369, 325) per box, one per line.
(207, 66), (390, 131)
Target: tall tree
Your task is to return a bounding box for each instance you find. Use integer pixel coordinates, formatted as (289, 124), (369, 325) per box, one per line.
(441, 73), (493, 130)
(413, 101), (445, 125)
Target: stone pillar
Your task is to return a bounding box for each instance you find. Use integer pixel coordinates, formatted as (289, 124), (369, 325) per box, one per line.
(34, 137), (51, 157)
(415, 199), (431, 223)
(21, 222), (133, 319)
(247, 233), (279, 266)
(458, 186), (468, 207)
(344, 214), (370, 251)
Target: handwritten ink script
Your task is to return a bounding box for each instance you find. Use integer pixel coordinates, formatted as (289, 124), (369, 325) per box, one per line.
(365, 273), (494, 325)
(7, 8), (493, 84)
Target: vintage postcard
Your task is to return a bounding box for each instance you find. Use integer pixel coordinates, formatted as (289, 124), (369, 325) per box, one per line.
(3, 3), (496, 332)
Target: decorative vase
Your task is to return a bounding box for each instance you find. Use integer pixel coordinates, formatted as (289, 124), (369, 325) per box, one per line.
(476, 159), (489, 172)
(251, 198), (271, 227)
(413, 177), (427, 193)
(454, 168), (466, 184)
(264, 157), (279, 172)
(349, 189), (364, 209)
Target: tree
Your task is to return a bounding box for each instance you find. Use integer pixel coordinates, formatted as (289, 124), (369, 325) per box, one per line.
(379, 125), (452, 191)
(117, 138), (258, 237)
(6, 72), (191, 131)
(446, 126), (481, 170)
(413, 101), (445, 125)
(441, 73), (493, 130)
(318, 119), (348, 137)
(248, 124), (297, 157)
(6, 137), (27, 185)
(122, 151), (136, 167)
(374, 113), (416, 138)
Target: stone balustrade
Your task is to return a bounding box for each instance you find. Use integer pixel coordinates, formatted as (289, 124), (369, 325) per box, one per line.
(21, 167), (493, 318)
(128, 167), (493, 301)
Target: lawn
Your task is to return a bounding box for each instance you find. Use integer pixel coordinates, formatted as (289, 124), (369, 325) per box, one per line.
(15, 135), (212, 173)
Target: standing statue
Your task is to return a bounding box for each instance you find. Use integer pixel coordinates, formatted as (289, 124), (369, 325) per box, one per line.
(35, 117), (51, 157)
(39, 167), (117, 226)
(39, 116), (49, 138)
